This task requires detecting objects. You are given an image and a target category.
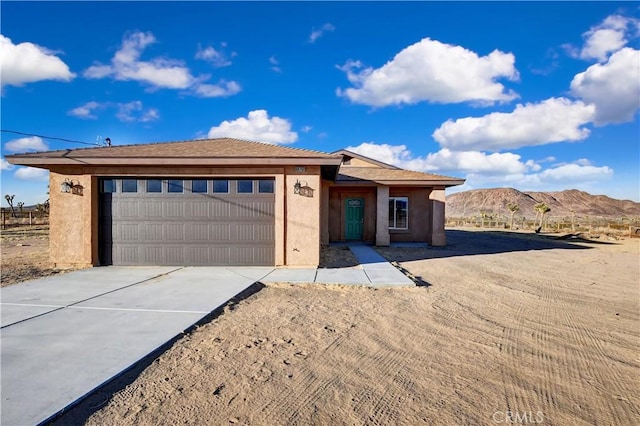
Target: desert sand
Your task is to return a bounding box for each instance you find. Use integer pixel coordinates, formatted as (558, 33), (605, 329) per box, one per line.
(45, 230), (640, 425)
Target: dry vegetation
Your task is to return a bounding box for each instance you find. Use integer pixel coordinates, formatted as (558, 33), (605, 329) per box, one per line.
(46, 229), (639, 426)
(0, 226), (63, 286)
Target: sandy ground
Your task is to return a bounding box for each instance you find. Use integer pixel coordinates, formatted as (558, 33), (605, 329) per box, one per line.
(0, 226), (64, 287)
(49, 229), (639, 425)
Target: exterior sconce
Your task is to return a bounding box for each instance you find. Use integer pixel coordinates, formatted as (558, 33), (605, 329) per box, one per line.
(293, 180), (313, 197)
(60, 178), (82, 195)
(60, 178), (74, 193)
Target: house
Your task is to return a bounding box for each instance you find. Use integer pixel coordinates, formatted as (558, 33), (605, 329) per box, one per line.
(5, 138), (464, 268)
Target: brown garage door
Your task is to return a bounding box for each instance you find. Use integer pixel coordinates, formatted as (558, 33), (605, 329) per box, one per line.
(99, 178), (275, 266)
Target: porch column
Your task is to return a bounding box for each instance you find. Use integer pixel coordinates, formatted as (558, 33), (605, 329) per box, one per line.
(429, 188), (446, 246)
(376, 185), (390, 246)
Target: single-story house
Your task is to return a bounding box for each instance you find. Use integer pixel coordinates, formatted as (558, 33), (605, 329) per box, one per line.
(5, 138), (464, 268)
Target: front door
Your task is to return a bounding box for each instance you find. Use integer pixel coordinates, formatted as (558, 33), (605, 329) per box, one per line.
(345, 198), (364, 240)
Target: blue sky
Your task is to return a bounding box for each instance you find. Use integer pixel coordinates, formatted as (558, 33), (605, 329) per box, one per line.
(1, 1), (639, 206)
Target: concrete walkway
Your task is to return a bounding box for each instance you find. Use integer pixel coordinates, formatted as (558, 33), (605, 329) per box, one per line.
(261, 244), (415, 287)
(0, 248), (410, 424)
(0, 266), (266, 426)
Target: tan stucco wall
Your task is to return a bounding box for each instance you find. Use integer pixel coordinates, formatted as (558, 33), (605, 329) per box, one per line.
(49, 170), (97, 268)
(389, 187), (431, 242)
(284, 166), (321, 266)
(375, 185), (390, 246)
(428, 188), (447, 246)
(345, 157), (382, 168)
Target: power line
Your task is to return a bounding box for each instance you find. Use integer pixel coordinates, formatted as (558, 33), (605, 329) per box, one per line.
(1, 129), (97, 146)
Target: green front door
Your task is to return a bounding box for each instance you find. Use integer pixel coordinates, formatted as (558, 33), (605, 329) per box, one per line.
(345, 198), (364, 240)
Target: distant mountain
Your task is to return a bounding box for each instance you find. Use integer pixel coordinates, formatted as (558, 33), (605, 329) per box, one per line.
(446, 188), (640, 219)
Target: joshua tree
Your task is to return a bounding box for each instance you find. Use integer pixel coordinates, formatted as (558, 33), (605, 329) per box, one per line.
(4, 194), (16, 218)
(534, 203), (551, 230)
(480, 211), (492, 228)
(507, 203), (519, 230)
(17, 201), (24, 213)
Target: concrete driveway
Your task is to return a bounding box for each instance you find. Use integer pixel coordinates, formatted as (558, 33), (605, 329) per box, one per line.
(1, 266), (272, 426)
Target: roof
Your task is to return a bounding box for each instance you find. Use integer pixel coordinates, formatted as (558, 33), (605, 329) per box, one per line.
(5, 137), (465, 186)
(332, 149), (400, 169)
(337, 166), (465, 187)
(5, 138), (343, 167)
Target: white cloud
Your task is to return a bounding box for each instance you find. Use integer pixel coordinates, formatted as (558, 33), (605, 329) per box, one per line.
(84, 31), (241, 97)
(344, 142), (613, 195)
(4, 136), (48, 153)
(534, 163), (613, 183)
(337, 38), (519, 107)
(207, 110), (298, 144)
(570, 48), (640, 125)
(85, 31), (194, 89)
(194, 80), (241, 98)
(195, 43), (235, 67)
(269, 56), (282, 73)
(116, 101), (160, 123)
(14, 167), (49, 181)
(309, 23), (335, 43)
(301, 125), (312, 133)
(0, 34), (75, 88)
(454, 161), (614, 196)
(579, 14), (639, 62)
(345, 142), (533, 176)
(1, 158), (14, 171)
(433, 97), (595, 151)
(68, 101), (104, 119)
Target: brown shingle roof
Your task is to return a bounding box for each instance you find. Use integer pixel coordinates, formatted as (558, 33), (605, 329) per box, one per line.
(337, 166), (464, 186)
(8, 138), (340, 159)
(5, 138), (344, 167)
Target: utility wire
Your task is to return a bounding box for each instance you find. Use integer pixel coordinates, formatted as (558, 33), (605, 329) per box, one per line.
(1, 129), (97, 146)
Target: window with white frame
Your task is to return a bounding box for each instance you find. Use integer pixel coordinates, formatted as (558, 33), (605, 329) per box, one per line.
(389, 197), (409, 229)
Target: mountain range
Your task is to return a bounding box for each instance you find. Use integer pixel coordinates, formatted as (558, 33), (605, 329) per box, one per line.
(446, 188), (640, 219)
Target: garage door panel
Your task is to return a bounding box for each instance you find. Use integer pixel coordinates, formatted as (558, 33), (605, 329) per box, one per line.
(118, 223), (141, 242)
(143, 246), (164, 264)
(235, 201), (274, 218)
(164, 201), (185, 218)
(165, 223), (185, 241)
(144, 224), (163, 241)
(143, 201), (163, 218)
(118, 201), (140, 218)
(99, 178), (275, 266)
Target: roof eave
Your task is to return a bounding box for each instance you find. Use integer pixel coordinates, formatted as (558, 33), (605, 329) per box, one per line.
(335, 179), (465, 187)
(4, 156), (343, 167)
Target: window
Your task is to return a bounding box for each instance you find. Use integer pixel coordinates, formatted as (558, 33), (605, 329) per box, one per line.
(168, 179), (183, 193)
(237, 180), (253, 193)
(213, 180), (229, 193)
(122, 179), (138, 193)
(146, 179), (162, 193)
(192, 180), (208, 193)
(389, 197), (409, 229)
(258, 179), (274, 193)
(101, 179), (115, 193)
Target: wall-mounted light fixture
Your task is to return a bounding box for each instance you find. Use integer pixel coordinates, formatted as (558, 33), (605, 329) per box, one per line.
(293, 180), (314, 197)
(60, 178), (79, 193)
(293, 179), (307, 195)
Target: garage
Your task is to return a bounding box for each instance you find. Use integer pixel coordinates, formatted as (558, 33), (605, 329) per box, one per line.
(99, 177), (275, 266)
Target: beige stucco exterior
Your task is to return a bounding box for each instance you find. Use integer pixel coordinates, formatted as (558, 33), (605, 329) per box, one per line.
(428, 188), (447, 246)
(49, 170), (97, 268)
(47, 164), (326, 268)
(8, 140), (462, 269)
